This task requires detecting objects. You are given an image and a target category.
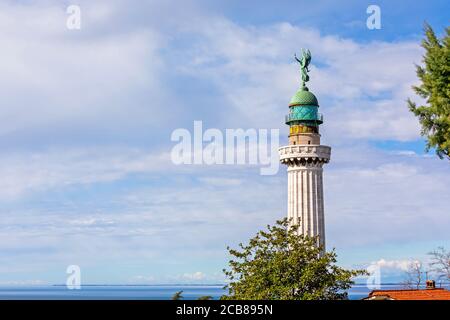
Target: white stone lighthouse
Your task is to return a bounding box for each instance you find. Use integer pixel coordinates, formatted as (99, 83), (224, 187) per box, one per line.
(279, 49), (331, 249)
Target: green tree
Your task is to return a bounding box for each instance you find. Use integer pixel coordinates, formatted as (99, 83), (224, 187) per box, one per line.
(171, 290), (183, 300)
(197, 295), (213, 300)
(408, 24), (450, 159)
(221, 219), (365, 300)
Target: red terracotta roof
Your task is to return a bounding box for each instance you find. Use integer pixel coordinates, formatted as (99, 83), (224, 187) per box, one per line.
(366, 288), (450, 300)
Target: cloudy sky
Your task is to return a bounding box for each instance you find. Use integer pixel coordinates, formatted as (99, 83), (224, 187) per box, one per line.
(0, 0), (449, 285)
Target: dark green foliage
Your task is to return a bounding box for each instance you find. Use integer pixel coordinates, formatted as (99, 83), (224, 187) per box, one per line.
(171, 290), (183, 300)
(222, 219), (366, 300)
(408, 24), (450, 159)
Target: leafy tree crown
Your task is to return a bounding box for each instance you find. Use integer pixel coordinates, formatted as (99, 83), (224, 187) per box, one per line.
(222, 218), (366, 300)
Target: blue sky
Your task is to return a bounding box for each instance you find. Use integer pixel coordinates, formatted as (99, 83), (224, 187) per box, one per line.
(0, 0), (449, 285)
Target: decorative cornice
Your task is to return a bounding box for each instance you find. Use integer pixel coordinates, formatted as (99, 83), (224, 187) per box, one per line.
(278, 145), (331, 166)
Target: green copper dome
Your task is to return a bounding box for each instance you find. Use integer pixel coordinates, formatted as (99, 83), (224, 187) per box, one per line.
(289, 87), (319, 107)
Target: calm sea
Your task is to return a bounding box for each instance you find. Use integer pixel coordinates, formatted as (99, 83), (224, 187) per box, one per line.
(0, 284), (406, 300)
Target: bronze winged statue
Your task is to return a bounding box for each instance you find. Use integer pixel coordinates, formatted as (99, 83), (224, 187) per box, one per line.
(294, 48), (311, 87)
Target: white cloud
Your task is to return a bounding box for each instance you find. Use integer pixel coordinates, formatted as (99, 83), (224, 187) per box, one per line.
(172, 272), (226, 284)
(392, 150), (419, 157)
(69, 218), (115, 227)
(0, 279), (47, 286)
(181, 272), (206, 281)
(371, 259), (420, 272)
(128, 272), (226, 285)
(326, 145), (450, 248)
(0, 148), (171, 200)
(129, 275), (156, 284)
(0, 1), (169, 138)
(198, 177), (243, 187)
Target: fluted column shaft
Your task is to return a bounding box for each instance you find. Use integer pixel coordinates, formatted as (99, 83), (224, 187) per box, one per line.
(279, 145), (331, 250)
(287, 165), (325, 248)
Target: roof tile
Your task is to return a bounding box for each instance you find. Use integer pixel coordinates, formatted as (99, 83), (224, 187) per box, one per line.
(367, 288), (450, 300)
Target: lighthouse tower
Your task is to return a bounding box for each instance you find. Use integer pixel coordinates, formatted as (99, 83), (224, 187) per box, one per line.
(279, 49), (331, 249)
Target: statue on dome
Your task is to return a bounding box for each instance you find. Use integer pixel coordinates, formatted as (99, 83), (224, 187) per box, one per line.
(294, 48), (311, 87)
